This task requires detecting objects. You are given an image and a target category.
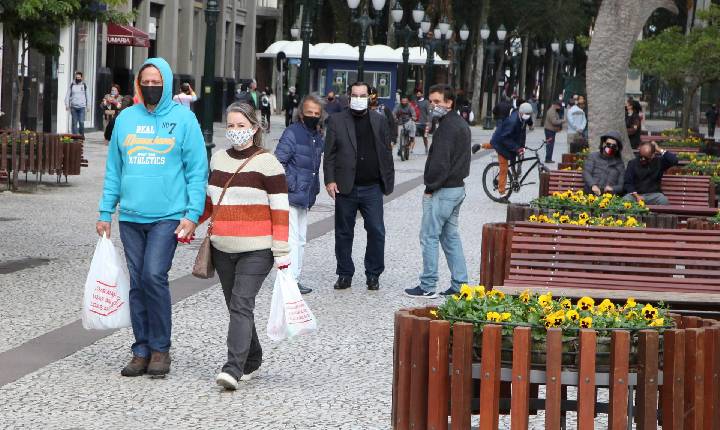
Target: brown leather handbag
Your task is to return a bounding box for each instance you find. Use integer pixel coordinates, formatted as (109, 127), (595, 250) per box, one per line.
(192, 149), (265, 279)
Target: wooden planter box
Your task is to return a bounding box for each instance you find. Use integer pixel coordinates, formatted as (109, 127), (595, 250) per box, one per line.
(392, 307), (720, 430)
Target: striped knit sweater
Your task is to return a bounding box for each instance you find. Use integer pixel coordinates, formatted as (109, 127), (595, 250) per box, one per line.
(200, 145), (290, 258)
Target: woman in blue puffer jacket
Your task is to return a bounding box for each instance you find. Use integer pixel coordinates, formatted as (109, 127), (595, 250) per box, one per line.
(274, 94), (325, 294)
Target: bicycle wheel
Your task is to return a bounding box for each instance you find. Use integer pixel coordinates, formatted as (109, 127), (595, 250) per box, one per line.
(403, 140), (410, 161)
(482, 161), (513, 202)
(398, 133), (407, 161)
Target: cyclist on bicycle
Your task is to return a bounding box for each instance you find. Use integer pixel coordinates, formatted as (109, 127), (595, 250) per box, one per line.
(393, 95), (417, 156)
(489, 102), (534, 195)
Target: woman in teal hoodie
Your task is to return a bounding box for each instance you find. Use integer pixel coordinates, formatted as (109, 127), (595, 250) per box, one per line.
(96, 57), (208, 378)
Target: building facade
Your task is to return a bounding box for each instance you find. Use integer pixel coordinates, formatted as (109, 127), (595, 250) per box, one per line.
(0, 0), (280, 133)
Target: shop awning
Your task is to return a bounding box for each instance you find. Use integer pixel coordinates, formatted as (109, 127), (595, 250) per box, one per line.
(106, 23), (150, 48)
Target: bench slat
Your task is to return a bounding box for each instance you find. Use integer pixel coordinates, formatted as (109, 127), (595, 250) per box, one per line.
(509, 252), (720, 268)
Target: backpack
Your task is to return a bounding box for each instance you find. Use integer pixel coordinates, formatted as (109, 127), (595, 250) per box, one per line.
(261, 95), (270, 108)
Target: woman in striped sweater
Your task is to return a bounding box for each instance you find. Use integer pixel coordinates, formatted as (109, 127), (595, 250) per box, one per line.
(198, 102), (290, 390)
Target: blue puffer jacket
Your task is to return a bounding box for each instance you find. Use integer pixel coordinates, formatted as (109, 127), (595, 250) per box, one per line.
(275, 122), (324, 209)
(490, 111), (528, 161)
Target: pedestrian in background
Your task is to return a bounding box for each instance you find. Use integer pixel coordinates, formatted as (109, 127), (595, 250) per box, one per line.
(625, 98), (642, 149)
(404, 84), (470, 298)
(104, 95), (133, 144)
(543, 100), (563, 163)
(275, 95), (325, 295)
(706, 104), (718, 138)
(414, 89), (431, 153)
(198, 102), (290, 390)
(96, 57), (208, 378)
(172, 82), (198, 109)
(566, 98), (587, 146)
(325, 90), (343, 115)
(259, 90), (272, 132)
(65, 71), (88, 137)
(285, 86), (299, 127)
(323, 81), (394, 291)
(369, 88), (396, 147)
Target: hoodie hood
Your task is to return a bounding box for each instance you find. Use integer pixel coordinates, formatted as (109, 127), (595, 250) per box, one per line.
(135, 57), (176, 116)
(600, 131), (624, 152)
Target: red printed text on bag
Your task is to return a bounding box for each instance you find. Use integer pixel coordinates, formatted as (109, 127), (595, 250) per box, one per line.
(89, 280), (125, 316)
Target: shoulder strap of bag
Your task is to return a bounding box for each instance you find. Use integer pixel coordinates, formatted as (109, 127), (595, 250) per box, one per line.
(208, 148), (267, 235)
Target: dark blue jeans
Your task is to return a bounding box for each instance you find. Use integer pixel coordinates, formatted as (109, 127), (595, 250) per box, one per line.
(70, 107), (85, 136)
(119, 220), (179, 358)
(334, 184), (385, 279)
(544, 129), (556, 162)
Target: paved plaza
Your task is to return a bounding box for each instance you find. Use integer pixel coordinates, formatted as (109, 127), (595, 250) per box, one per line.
(0, 115), (634, 429)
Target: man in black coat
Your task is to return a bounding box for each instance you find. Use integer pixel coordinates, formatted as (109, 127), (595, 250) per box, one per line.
(405, 84), (470, 298)
(323, 81), (394, 291)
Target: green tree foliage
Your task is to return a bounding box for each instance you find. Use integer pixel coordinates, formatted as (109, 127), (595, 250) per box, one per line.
(632, 5), (720, 135)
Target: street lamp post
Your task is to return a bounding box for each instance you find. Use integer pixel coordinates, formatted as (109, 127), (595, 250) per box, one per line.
(348, 0), (386, 82)
(481, 24), (507, 130)
(391, 1), (424, 96)
(201, 0), (220, 162)
(419, 16), (454, 95)
(533, 46), (547, 117)
(448, 24), (470, 88)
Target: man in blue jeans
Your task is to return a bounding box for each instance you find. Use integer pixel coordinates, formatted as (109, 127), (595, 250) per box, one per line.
(405, 84), (470, 298)
(96, 58), (208, 377)
(65, 71), (88, 137)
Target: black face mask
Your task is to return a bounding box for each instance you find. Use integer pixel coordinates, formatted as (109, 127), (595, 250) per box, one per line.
(141, 85), (163, 106)
(75, 78), (82, 84)
(639, 156), (651, 166)
(303, 116), (320, 130)
(327, 97), (334, 101)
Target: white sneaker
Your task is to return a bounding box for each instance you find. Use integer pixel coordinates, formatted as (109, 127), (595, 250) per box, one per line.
(240, 369), (258, 381)
(216, 372), (238, 390)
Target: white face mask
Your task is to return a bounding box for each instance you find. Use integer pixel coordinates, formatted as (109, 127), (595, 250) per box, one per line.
(226, 128), (256, 150)
(521, 114), (531, 121)
(350, 96), (368, 111)
(431, 105), (449, 118)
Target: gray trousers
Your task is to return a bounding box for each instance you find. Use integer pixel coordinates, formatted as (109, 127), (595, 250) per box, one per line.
(622, 192), (669, 205)
(212, 247), (273, 380)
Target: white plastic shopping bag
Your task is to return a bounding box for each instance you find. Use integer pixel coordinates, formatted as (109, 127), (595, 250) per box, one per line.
(81, 234), (131, 330)
(266, 269), (318, 341)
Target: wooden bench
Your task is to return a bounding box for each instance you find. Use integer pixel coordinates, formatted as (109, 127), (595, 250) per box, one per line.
(486, 222), (720, 297)
(539, 170), (717, 216)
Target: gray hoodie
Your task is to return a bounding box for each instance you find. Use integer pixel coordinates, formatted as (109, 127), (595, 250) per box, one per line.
(65, 81), (88, 109)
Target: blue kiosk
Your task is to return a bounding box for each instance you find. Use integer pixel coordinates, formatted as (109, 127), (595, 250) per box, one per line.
(258, 41), (448, 110)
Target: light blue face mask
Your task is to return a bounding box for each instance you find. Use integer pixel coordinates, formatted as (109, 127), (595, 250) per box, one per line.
(432, 105), (449, 118)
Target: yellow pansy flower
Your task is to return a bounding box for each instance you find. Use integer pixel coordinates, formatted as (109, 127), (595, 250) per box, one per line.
(642, 304), (658, 320)
(538, 293), (553, 308)
(577, 297), (595, 311)
(623, 202), (632, 209)
(474, 285), (486, 298)
(486, 311), (502, 322)
(519, 289), (531, 303)
(566, 309), (580, 322)
(649, 318), (665, 327)
(501, 312), (512, 322)
(487, 289), (505, 300)
(560, 299), (572, 310)
(598, 299), (616, 314)
(529, 214), (538, 222)
(460, 284), (474, 300)
(580, 316), (593, 328)
(430, 310), (438, 318)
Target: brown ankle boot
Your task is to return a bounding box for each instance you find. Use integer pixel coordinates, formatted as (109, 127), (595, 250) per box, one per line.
(146, 351), (171, 377)
(121, 355), (149, 377)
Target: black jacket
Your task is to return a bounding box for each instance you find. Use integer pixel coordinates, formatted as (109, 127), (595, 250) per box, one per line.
(323, 109), (394, 195)
(424, 111), (471, 194)
(624, 150), (678, 195)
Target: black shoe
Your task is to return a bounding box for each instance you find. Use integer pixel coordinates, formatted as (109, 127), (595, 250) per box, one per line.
(366, 276), (380, 291)
(333, 276), (352, 290)
(298, 283), (313, 295)
(471, 143), (482, 154)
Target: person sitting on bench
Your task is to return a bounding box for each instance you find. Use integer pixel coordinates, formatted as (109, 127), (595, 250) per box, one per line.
(623, 141), (678, 205)
(583, 131), (625, 196)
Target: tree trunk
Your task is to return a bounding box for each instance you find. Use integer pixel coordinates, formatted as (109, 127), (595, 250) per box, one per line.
(470, 2), (489, 119)
(681, 83), (701, 138)
(13, 40), (28, 130)
(586, 0), (678, 162)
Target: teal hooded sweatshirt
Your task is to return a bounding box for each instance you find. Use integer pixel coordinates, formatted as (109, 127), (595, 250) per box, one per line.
(98, 58), (208, 224)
